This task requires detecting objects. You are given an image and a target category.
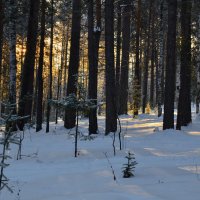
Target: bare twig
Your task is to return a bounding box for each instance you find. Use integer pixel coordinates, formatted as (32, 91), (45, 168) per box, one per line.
(117, 116), (122, 150)
(112, 132), (116, 156)
(104, 152), (117, 182)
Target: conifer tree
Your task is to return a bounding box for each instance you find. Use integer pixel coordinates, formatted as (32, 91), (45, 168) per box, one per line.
(64, 0), (81, 129)
(105, 0), (117, 134)
(163, 0), (177, 130)
(176, 0), (192, 130)
(18, 0), (40, 129)
(8, 0), (17, 109)
(134, 0), (142, 116)
(118, 0), (131, 115)
(0, 0), (3, 95)
(36, 0), (46, 132)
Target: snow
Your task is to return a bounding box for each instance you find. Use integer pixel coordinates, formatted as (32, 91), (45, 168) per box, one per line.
(1, 112), (200, 200)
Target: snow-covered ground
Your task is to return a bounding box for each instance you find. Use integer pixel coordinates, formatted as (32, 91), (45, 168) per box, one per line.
(1, 112), (200, 200)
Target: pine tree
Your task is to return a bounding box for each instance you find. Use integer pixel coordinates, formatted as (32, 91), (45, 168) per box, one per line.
(46, 0), (54, 133)
(8, 0), (17, 110)
(133, 0), (142, 116)
(105, 0), (117, 134)
(118, 0), (131, 115)
(163, 0), (177, 130)
(196, 14), (200, 114)
(64, 0), (81, 129)
(0, 0), (3, 96)
(142, 0), (153, 114)
(150, 2), (156, 109)
(18, 0), (40, 129)
(176, 0), (192, 130)
(115, 1), (122, 114)
(88, 0), (101, 134)
(36, 0), (46, 132)
(157, 0), (164, 117)
(122, 151), (137, 178)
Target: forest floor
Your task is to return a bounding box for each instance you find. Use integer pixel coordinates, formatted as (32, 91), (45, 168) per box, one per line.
(1, 107), (200, 200)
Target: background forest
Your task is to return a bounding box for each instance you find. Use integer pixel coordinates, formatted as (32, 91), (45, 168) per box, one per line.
(1, 1), (200, 199)
(0, 0), (199, 133)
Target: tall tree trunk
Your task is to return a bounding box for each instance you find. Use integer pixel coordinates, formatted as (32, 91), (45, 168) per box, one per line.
(163, 0), (177, 130)
(118, 0), (131, 115)
(196, 15), (200, 114)
(46, 0), (53, 133)
(64, 0), (81, 129)
(18, 0), (39, 128)
(8, 0), (17, 109)
(142, 0), (152, 114)
(0, 0), (3, 100)
(133, 0), (141, 116)
(36, 0), (46, 132)
(150, 12), (155, 109)
(63, 24), (69, 98)
(176, 0), (192, 130)
(56, 27), (65, 124)
(157, 0), (164, 117)
(105, 0), (117, 134)
(115, 1), (121, 114)
(88, 0), (101, 134)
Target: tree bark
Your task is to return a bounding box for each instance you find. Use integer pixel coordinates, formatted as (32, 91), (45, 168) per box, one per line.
(46, 0), (54, 133)
(56, 26), (65, 124)
(115, 1), (121, 114)
(133, 0), (141, 116)
(0, 0), (3, 100)
(150, 6), (156, 109)
(157, 0), (164, 117)
(64, 0), (81, 129)
(63, 24), (69, 98)
(36, 0), (46, 132)
(8, 0), (17, 109)
(196, 15), (200, 114)
(105, 0), (117, 134)
(142, 0), (152, 114)
(88, 0), (101, 134)
(18, 0), (39, 129)
(118, 0), (131, 115)
(176, 0), (192, 130)
(163, 0), (177, 130)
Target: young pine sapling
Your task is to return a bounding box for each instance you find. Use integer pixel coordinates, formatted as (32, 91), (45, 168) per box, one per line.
(122, 151), (137, 178)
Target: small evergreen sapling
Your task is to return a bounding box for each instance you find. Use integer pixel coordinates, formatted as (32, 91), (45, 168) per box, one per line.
(50, 76), (96, 157)
(0, 104), (29, 192)
(122, 151), (137, 178)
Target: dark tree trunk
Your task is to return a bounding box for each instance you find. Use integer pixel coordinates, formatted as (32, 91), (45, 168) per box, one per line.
(105, 0), (117, 134)
(133, 0), (141, 116)
(56, 28), (65, 124)
(150, 52), (155, 109)
(196, 15), (200, 114)
(142, 0), (152, 113)
(115, 1), (121, 114)
(64, 0), (81, 129)
(176, 0), (192, 130)
(161, 33), (166, 105)
(18, 0), (39, 128)
(150, 10), (155, 109)
(118, 0), (131, 115)
(36, 0), (46, 132)
(88, 0), (101, 134)
(157, 0), (164, 117)
(63, 24), (69, 98)
(0, 0), (3, 98)
(8, 0), (17, 109)
(163, 0), (177, 130)
(46, 0), (53, 133)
